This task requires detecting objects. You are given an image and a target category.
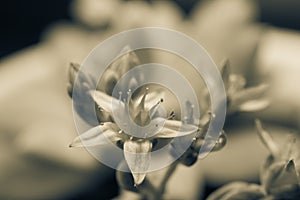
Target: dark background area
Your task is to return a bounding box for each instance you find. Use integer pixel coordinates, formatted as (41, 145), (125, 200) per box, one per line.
(1, 0), (300, 59)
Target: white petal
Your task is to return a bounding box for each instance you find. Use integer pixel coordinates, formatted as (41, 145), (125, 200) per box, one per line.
(90, 90), (124, 114)
(239, 99), (270, 112)
(220, 58), (230, 91)
(69, 122), (120, 147)
(154, 120), (198, 138)
(233, 83), (269, 105)
(123, 140), (152, 185)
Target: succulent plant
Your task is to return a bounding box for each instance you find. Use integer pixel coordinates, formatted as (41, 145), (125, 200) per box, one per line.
(207, 119), (300, 200)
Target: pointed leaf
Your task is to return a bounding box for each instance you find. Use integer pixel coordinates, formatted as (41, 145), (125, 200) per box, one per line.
(207, 182), (263, 200)
(123, 140), (152, 185)
(69, 122), (120, 147)
(220, 184), (265, 200)
(255, 119), (279, 157)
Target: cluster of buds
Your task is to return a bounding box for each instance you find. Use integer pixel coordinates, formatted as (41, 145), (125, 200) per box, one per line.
(208, 119), (300, 200)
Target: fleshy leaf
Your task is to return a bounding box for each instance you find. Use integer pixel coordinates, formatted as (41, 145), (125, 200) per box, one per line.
(207, 182), (263, 200)
(69, 122), (120, 147)
(262, 161), (286, 192)
(269, 160), (299, 188)
(220, 184), (265, 200)
(255, 119), (279, 157)
(269, 183), (300, 198)
(123, 140), (152, 186)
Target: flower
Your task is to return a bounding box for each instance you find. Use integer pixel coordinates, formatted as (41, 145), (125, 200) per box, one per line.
(221, 59), (270, 114)
(67, 46), (199, 186)
(70, 86), (198, 185)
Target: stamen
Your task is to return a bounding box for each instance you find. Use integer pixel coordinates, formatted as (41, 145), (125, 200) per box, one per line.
(127, 89), (132, 103)
(186, 101), (194, 123)
(168, 111), (175, 119)
(149, 98), (164, 118)
(140, 87), (149, 110)
(118, 91), (122, 101)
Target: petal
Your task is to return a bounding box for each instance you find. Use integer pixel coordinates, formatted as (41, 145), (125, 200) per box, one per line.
(67, 62), (80, 97)
(98, 69), (119, 95)
(110, 45), (140, 76)
(281, 135), (297, 161)
(154, 120), (198, 138)
(123, 140), (152, 186)
(69, 122), (121, 148)
(262, 161), (286, 192)
(220, 58), (230, 91)
(284, 160), (299, 183)
(232, 83), (269, 106)
(90, 90), (124, 114)
(238, 99), (270, 112)
(227, 74), (246, 96)
(268, 160), (299, 188)
(68, 63), (99, 125)
(255, 119), (279, 157)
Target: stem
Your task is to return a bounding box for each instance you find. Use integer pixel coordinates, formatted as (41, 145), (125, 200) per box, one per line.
(139, 160), (180, 200)
(138, 178), (159, 200)
(157, 160), (180, 198)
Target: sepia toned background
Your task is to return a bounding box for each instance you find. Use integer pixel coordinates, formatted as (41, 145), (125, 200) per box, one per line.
(1, 0), (300, 199)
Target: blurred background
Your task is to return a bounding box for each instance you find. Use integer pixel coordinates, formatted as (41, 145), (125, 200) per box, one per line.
(1, 0), (300, 199)
(1, 0), (300, 58)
